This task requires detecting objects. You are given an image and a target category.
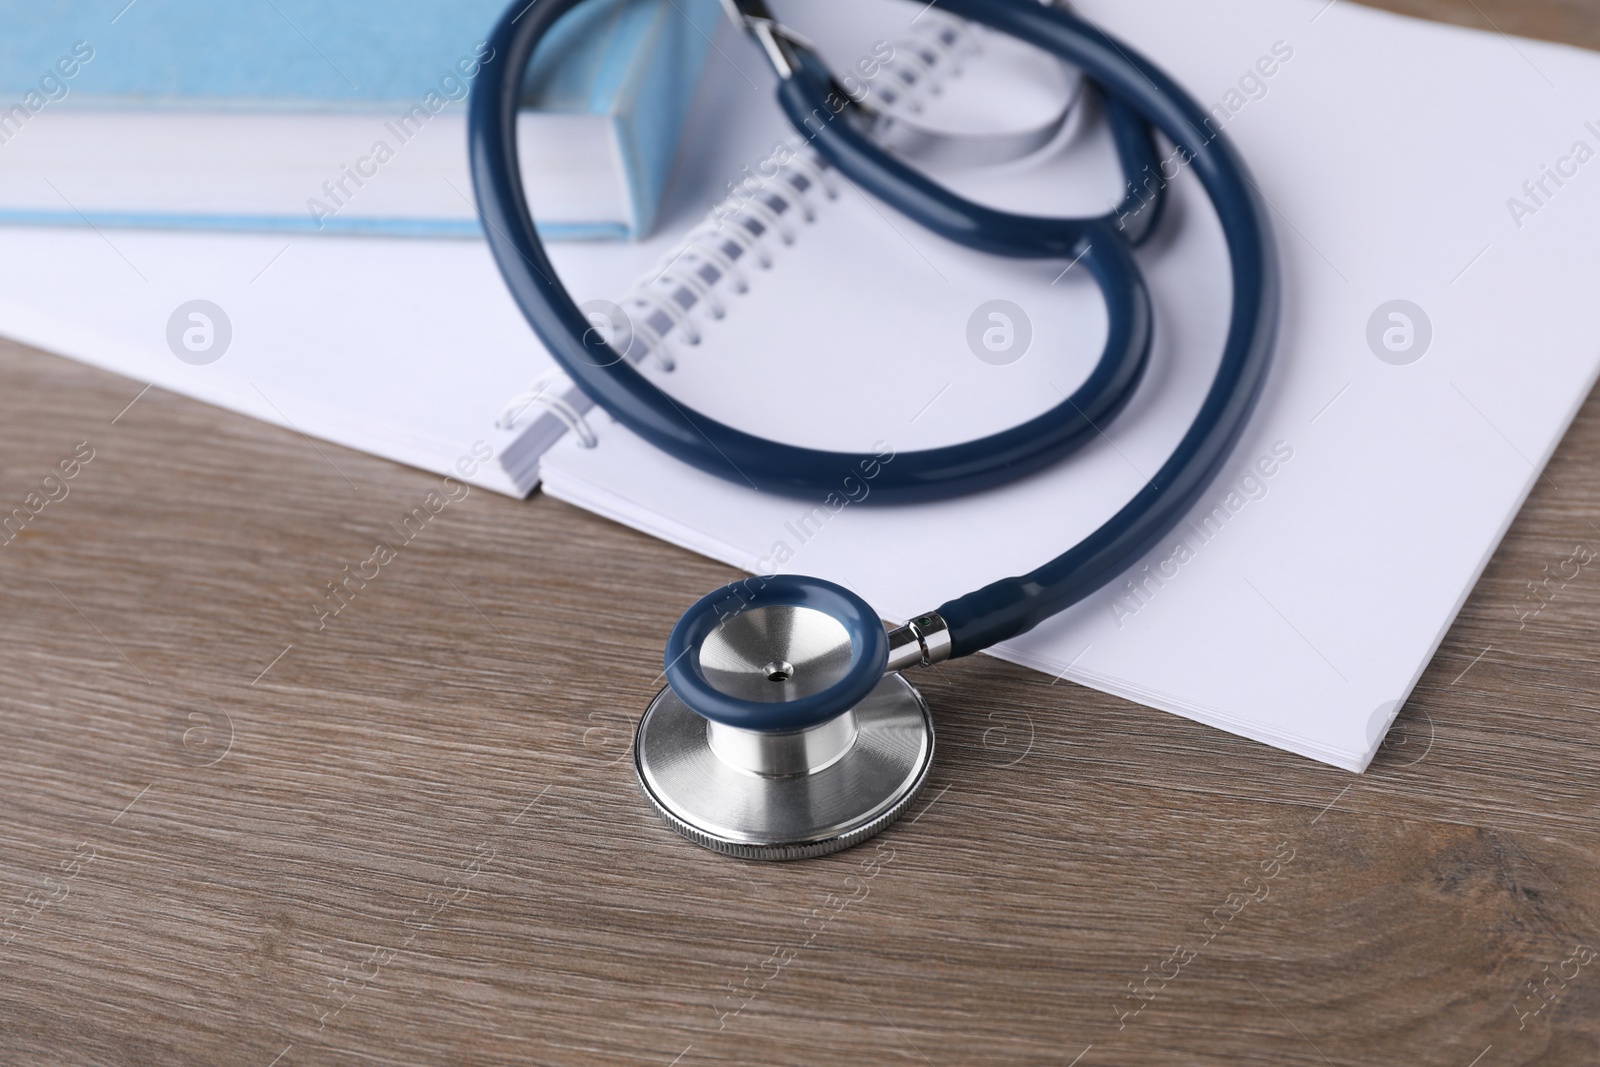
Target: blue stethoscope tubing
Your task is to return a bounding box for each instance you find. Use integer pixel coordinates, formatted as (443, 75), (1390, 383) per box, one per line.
(468, 0), (1279, 662)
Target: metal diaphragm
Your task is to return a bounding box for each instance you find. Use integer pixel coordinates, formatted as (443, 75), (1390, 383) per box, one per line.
(634, 673), (935, 861)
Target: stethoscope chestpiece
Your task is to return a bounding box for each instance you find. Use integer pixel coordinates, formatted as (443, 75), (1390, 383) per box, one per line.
(635, 575), (935, 861)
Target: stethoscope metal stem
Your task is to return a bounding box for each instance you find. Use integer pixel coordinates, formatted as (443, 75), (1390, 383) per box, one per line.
(885, 612), (953, 673)
(705, 708), (860, 778)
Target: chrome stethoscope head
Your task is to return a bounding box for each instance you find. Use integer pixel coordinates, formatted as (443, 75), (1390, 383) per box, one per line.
(634, 575), (949, 860)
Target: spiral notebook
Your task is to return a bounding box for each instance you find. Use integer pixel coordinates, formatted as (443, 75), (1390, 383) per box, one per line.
(536, 0), (1600, 771)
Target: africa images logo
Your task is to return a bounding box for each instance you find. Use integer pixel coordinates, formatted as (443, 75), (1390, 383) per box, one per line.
(166, 300), (233, 365)
(1366, 300), (1432, 366)
(966, 299), (1033, 365)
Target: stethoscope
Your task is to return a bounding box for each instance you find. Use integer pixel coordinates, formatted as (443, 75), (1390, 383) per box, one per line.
(470, 0), (1279, 859)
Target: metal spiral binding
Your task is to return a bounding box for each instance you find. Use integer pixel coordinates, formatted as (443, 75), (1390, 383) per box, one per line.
(862, 17), (981, 116)
(492, 140), (833, 446)
(610, 138), (835, 373)
(496, 368), (598, 447)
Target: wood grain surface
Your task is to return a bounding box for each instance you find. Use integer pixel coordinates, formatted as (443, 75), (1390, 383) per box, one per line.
(3, 2), (1600, 1065)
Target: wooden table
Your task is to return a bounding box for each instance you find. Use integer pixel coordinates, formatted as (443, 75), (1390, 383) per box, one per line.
(3, 2), (1599, 1063)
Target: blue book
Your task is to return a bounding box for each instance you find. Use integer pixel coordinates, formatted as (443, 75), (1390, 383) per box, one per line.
(0, 0), (722, 238)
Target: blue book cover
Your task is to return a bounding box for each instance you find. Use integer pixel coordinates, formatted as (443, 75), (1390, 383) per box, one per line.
(0, 0), (723, 238)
